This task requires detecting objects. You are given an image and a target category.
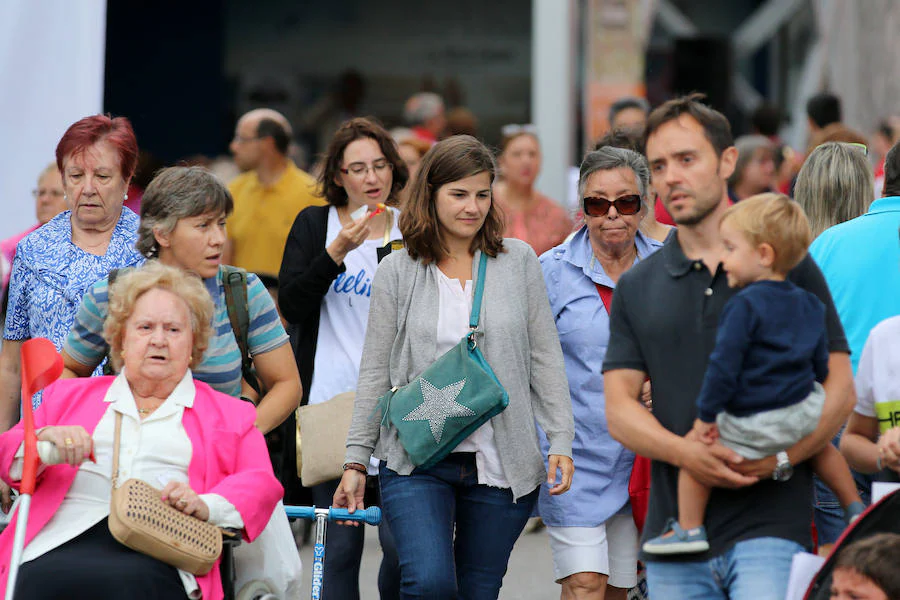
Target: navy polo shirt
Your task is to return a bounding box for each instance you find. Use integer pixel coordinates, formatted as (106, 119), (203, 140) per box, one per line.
(603, 231), (849, 562)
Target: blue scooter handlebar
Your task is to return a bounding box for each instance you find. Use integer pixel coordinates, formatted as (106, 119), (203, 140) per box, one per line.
(284, 505), (382, 526)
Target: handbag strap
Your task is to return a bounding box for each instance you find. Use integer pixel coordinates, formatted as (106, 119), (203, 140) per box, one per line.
(468, 253), (488, 330)
(111, 412), (122, 488)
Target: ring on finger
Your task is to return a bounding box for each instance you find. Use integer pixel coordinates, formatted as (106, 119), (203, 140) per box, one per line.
(64, 438), (74, 446)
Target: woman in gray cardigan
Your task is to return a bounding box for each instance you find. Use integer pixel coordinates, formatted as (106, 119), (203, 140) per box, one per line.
(335, 135), (575, 599)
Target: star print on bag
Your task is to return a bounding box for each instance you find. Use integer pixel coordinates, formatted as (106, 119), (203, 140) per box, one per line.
(403, 378), (474, 443)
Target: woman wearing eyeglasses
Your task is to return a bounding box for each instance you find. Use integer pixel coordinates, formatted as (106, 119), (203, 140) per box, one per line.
(0, 163), (69, 291)
(278, 117), (407, 599)
(494, 126), (574, 256)
(538, 146), (662, 600)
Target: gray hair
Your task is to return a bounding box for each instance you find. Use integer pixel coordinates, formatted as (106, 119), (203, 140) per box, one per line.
(403, 92), (445, 126)
(794, 142), (874, 238)
(578, 146), (652, 210)
(136, 166), (234, 257)
(728, 135), (774, 186)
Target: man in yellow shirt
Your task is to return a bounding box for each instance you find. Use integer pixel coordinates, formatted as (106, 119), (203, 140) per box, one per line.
(225, 108), (325, 278)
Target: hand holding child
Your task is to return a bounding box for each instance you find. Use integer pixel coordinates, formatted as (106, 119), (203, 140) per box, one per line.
(692, 419), (719, 445)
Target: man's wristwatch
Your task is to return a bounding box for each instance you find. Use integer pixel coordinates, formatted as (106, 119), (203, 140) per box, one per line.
(772, 451), (793, 482)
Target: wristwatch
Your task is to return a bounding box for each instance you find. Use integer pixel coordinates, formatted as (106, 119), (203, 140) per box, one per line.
(772, 451), (793, 482)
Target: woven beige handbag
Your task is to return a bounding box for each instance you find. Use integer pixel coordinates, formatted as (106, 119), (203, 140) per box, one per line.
(107, 412), (223, 575)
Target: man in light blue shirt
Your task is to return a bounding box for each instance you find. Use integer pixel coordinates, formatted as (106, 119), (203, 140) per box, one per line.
(809, 141), (900, 374)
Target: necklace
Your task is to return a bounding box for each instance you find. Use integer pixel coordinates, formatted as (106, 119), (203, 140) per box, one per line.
(137, 407), (152, 415)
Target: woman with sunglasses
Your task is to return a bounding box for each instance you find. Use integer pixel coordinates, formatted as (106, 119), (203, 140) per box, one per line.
(278, 117), (407, 599)
(537, 146), (662, 600)
(494, 126), (574, 256)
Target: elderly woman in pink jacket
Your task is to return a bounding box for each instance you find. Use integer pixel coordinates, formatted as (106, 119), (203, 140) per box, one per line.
(0, 262), (282, 600)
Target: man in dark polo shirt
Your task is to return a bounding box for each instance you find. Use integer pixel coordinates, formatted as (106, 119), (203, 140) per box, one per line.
(603, 93), (854, 599)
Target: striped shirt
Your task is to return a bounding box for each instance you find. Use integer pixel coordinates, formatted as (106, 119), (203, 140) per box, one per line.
(64, 264), (289, 397)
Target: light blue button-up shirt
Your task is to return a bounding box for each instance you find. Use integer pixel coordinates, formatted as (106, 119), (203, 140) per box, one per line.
(537, 226), (662, 527)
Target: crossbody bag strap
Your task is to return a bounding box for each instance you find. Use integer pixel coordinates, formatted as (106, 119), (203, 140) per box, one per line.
(468, 253), (488, 330)
(111, 412), (122, 488)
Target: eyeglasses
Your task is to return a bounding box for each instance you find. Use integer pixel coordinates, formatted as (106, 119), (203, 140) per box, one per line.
(32, 189), (64, 199)
(340, 159), (392, 178)
(231, 134), (260, 144)
(501, 124), (538, 137)
(582, 194), (642, 217)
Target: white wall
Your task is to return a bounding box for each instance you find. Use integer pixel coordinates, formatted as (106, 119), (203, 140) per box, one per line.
(0, 0), (106, 240)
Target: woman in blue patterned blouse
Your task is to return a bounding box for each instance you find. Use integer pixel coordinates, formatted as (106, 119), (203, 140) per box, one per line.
(0, 115), (143, 433)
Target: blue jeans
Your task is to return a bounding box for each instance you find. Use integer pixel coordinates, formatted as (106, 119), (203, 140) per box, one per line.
(645, 537), (804, 599)
(812, 429), (872, 545)
(379, 453), (538, 600)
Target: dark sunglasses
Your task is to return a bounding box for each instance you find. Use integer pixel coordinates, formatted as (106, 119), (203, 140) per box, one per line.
(582, 194), (642, 217)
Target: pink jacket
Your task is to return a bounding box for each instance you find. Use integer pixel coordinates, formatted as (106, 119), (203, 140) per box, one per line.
(0, 376), (283, 600)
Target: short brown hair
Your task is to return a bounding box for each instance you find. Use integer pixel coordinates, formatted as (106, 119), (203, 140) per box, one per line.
(319, 117), (409, 207)
(834, 533), (900, 598)
(645, 93), (733, 156)
(103, 262), (214, 371)
(400, 135), (504, 264)
(720, 193), (811, 274)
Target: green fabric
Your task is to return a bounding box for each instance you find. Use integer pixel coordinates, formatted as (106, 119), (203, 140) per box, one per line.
(377, 254), (508, 468)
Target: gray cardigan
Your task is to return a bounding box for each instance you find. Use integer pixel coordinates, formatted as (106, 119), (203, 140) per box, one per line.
(345, 238), (574, 500)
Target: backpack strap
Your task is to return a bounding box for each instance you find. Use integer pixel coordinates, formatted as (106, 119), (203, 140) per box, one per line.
(102, 268), (124, 376)
(222, 265), (262, 398)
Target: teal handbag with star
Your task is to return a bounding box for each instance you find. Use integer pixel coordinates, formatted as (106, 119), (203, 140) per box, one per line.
(377, 253), (509, 469)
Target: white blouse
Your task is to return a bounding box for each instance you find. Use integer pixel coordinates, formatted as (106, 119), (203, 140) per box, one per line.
(9, 371), (242, 598)
(433, 266), (510, 489)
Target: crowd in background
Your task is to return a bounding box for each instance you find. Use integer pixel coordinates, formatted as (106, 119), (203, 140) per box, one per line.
(0, 84), (897, 600)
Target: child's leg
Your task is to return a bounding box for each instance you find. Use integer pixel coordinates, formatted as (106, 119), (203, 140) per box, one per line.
(811, 444), (862, 508)
(678, 468), (711, 530)
(643, 469), (711, 554)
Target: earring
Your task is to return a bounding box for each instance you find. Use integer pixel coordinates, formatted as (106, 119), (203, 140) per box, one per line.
(63, 194), (68, 202)
(124, 192), (129, 201)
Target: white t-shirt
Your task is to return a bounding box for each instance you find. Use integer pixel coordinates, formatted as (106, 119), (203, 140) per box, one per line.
(309, 206), (401, 407)
(433, 266), (509, 489)
(854, 315), (900, 434)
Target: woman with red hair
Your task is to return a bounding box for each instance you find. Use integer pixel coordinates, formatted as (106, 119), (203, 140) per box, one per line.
(0, 115), (143, 448)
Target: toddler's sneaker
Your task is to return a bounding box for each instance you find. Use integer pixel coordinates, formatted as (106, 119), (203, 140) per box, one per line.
(642, 519), (710, 555)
